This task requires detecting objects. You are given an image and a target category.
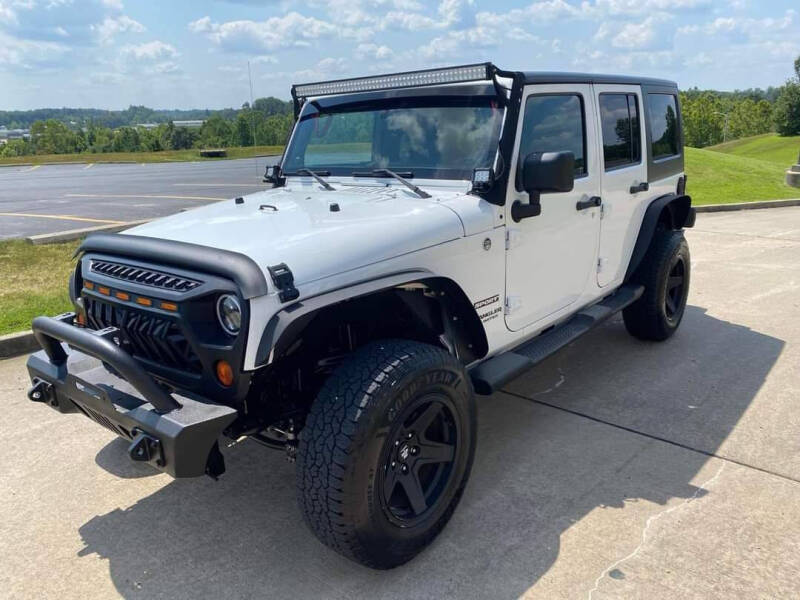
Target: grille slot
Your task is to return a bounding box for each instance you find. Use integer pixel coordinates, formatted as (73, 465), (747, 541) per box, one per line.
(85, 297), (202, 374)
(90, 260), (202, 292)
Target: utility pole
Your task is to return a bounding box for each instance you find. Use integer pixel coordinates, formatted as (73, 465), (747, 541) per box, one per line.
(713, 111), (730, 143)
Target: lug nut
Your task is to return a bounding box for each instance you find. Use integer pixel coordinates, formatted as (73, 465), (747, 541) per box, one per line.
(401, 464), (409, 474)
(411, 446), (419, 456)
(406, 432), (413, 439)
(391, 461), (396, 468)
(394, 440), (400, 446)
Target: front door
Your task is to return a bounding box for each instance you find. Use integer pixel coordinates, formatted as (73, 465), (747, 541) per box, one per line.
(504, 84), (602, 332)
(593, 84), (648, 287)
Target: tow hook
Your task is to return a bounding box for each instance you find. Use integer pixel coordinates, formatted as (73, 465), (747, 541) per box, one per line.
(28, 379), (55, 406)
(128, 429), (164, 467)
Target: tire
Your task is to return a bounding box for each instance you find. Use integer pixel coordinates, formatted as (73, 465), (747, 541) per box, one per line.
(296, 339), (476, 569)
(623, 228), (690, 341)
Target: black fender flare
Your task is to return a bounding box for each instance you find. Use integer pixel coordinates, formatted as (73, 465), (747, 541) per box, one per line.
(254, 272), (488, 367)
(624, 193), (694, 282)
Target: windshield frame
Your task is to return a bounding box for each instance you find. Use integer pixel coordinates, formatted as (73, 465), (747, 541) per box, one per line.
(281, 84), (505, 182)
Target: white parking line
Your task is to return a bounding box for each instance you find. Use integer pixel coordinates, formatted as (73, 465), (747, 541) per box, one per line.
(65, 193), (225, 202)
(83, 163), (95, 170)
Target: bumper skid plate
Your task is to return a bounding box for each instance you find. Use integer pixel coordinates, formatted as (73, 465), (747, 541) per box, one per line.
(26, 314), (237, 478)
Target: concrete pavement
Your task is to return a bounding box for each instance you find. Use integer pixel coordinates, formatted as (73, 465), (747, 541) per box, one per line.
(1, 207), (799, 599)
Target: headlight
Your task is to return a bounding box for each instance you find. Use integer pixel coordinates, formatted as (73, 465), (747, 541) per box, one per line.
(216, 294), (242, 335)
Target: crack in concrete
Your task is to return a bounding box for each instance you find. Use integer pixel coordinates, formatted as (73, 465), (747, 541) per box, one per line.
(586, 463), (726, 600)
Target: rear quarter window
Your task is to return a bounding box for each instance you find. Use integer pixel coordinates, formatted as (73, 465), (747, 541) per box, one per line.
(648, 94), (681, 159)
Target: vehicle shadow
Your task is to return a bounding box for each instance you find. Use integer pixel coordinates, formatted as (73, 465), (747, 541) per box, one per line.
(79, 305), (783, 599)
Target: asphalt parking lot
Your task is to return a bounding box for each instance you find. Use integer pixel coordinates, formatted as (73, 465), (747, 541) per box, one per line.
(1, 207), (799, 599)
(0, 157), (278, 239)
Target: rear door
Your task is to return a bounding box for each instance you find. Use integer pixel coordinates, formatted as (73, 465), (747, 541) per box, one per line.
(594, 85), (648, 287)
(504, 84), (602, 331)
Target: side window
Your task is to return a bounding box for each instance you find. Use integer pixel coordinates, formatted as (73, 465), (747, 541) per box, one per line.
(599, 93), (641, 170)
(519, 94), (586, 177)
(648, 94), (680, 159)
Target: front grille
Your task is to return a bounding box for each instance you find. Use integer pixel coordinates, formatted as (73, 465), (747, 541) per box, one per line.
(85, 297), (202, 373)
(90, 260), (202, 292)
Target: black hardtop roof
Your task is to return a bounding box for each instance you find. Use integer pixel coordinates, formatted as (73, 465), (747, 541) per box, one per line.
(520, 71), (677, 88)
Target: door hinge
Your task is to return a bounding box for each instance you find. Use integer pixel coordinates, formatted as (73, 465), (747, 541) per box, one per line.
(505, 228), (522, 251)
(505, 296), (523, 315)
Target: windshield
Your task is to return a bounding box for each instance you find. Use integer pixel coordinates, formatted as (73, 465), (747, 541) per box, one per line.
(282, 96), (504, 180)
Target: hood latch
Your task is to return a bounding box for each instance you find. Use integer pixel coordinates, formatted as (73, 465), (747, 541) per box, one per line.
(268, 263), (300, 303)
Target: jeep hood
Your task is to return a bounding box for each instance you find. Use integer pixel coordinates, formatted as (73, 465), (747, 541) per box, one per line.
(126, 185), (466, 287)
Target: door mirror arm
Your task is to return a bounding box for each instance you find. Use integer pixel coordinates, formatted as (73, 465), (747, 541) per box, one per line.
(511, 192), (541, 222)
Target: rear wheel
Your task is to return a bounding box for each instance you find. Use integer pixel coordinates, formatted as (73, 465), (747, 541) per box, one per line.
(623, 228), (690, 341)
(296, 339), (476, 569)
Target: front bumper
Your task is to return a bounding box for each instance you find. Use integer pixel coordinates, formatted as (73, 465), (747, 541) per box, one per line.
(26, 314), (237, 478)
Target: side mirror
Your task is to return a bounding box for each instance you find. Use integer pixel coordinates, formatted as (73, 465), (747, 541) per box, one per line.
(512, 151), (575, 222)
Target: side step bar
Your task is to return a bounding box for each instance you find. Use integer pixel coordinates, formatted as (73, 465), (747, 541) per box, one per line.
(470, 284), (644, 395)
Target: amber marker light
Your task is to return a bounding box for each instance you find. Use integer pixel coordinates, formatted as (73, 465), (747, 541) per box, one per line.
(115, 291), (130, 301)
(160, 301), (178, 311)
(215, 360), (234, 387)
(84, 281), (94, 290)
(136, 297), (152, 307)
(98, 286), (110, 295)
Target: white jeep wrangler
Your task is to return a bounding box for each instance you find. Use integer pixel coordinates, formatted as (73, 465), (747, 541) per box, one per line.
(26, 63), (694, 569)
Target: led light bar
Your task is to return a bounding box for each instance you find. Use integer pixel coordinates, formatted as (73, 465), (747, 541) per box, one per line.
(293, 63), (493, 99)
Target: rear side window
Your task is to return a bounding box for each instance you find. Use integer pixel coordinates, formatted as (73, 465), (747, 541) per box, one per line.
(648, 94), (680, 159)
(599, 93), (641, 170)
(519, 94), (587, 176)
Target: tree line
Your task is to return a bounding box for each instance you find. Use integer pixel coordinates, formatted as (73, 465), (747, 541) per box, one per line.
(0, 97), (293, 157)
(2, 56), (800, 158)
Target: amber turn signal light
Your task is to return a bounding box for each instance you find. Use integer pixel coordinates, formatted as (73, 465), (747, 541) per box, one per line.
(136, 297), (152, 307)
(160, 301), (178, 311)
(215, 360), (234, 387)
(84, 281), (94, 290)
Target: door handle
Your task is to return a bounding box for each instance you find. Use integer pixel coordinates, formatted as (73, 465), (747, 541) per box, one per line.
(576, 196), (602, 211)
(629, 181), (649, 194)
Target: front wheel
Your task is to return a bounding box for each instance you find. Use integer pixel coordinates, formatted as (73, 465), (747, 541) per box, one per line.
(623, 228), (691, 341)
(296, 339), (476, 569)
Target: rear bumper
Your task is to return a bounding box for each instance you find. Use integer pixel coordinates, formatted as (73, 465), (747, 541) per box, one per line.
(26, 314), (237, 478)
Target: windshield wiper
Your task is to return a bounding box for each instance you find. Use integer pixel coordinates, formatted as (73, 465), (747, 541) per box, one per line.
(288, 168), (335, 191)
(352, 169), (431, 199)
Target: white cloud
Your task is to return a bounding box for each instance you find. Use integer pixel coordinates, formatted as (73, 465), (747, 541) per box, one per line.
(100, 0), (122, 10)
(0, 30), (68, 68)
(120, 40), (177, 61)
(612, 16), (659, 49)
(355, 42), (393, 59)
(92, 14), (144, 44)
(188, 13), (337, 51)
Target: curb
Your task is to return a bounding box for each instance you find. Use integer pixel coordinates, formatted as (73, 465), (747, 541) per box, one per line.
(695, 198), (800, 213)
(0, 330), (38, 359)
(25, 219), (152, 245)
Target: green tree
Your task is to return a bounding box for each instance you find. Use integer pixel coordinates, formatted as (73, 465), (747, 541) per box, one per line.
(773, 82), (800, 136)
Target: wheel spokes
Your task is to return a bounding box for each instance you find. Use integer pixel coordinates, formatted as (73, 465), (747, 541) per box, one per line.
(399, 471), (428, 515)
(668, 275), (683, 291)
(416, 440), (455, 465)
(665, 294), (677, 314)
(410, 402), (442, 437)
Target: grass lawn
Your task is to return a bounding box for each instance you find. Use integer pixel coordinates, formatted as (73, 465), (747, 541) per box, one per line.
(707, 133), (800, 166)
(0, 239), (78, 336)
(685, 140), (800, 206)
(0, 145), (284, 166)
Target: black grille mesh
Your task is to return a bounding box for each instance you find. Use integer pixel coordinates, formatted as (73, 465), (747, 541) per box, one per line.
(85, 297), (202, 373)
(90, 260), (201, 292)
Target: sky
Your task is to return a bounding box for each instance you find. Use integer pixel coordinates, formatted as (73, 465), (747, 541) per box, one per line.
(1, 0), (799, 110)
